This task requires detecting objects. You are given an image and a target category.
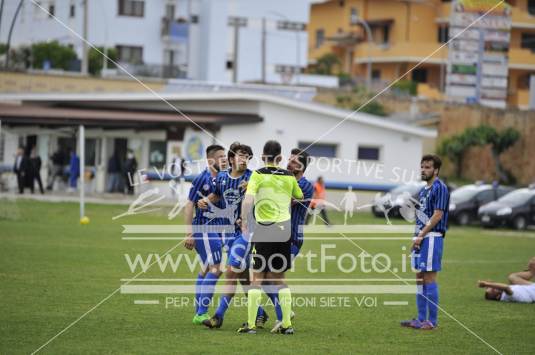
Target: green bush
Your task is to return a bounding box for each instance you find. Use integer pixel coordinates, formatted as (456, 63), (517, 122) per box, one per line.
(89, 47), (117, 76)
(352, 100), (387, 116)
(31, 41), (77, 70)
(392, 80), (417, 96)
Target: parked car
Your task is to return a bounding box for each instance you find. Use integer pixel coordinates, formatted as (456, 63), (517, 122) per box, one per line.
(372, 182), (425, 219)
(449, 183), (513, 225)
(478, 187), (535, 230)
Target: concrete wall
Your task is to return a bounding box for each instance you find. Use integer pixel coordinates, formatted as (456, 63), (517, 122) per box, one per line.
(216, 100), (423, 189)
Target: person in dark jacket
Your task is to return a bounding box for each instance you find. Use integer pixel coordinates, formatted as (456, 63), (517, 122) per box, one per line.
(30, 147), (44, 194)
(47, 149), (65, 191)
(13, 146), (30, 194)
(123, 149), (138, 195)
(107, 152), (121, 193)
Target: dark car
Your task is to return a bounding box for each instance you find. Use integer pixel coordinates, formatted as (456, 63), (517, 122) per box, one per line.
(449, 183), (513, 225)
(478, 187), (535, 230)
(372, 182), (425, 218)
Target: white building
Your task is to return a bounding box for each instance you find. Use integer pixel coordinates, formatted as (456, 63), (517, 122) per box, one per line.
(0, 0), (332, 86)
(0, 92), (435, 193)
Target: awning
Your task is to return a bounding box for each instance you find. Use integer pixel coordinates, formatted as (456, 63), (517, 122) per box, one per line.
(0, 103), (262, 128)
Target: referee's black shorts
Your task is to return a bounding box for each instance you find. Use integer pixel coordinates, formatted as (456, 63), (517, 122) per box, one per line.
(250, 220), (292, 273)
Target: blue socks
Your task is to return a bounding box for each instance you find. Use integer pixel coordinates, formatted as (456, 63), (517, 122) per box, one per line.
(214, 295), (266, 320)
(195, 273), (204, 314)
(416, 282), (439, 326)
(197, 272), (220, 315)
(416, 284), (427, 322)
(265, 289), (283, 321)
(426, 282), (439, 326)
(215, 294), (232, 318)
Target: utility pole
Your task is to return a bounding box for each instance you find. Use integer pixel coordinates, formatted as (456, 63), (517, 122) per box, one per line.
(5, 0), (23, 69)
(0, 0), (5, 38)
(261, 17), (266, 83)
(228, 16), (247, 83)
(81, 0), (89, 75)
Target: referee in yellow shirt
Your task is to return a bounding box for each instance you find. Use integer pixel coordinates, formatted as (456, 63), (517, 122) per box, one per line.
(238, 140), (303, 335)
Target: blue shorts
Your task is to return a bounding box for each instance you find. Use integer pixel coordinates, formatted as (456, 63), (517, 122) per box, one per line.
(227, 233), (252, 271)
(412, 236), (444, 272)
(222, 231), (238, 251)
(194, 232), (223, 266)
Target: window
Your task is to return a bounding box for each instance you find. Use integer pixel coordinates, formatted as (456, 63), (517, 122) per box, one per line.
(48, 3), (55, 17)
(85, 138), (97, 166)
(521, 33), (535, 53)
(476, 190), (495, 204)
(70, 4), (75, 17)
(149, 141), (167, 169)
(118, 0), (144, 17)
(116, 45), (143, 64)
(357, 146), (380, 161)
(315, 29), (325, 48)
(412, 68), (428, 83)
(350, 7), (358, 25)
(298, 142), (337, 158)
(529, 0), (535, 15)
(226, 60), (233, 70)
(382, 25), (390, 44)
(372, 69), (381, 80)
(437, 26), (449, 43)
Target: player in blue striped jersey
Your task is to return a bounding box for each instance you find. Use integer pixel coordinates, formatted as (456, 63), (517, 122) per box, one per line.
(184, 144), (227, 325)
(288, 148), (314, 259)
(401, 154), (449, 330)
(201, 143), (269, 329)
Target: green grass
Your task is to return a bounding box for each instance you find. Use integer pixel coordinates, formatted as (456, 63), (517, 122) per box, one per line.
(1, 199), (535, 354)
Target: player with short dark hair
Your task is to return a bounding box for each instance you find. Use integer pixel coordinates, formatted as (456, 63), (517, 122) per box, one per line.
(200, 142), (269, 329)
(237, 140), (303, 334)
(183, 144), (227, 325)
(267, 148), (314, 333)
(401, 154), (449, 330)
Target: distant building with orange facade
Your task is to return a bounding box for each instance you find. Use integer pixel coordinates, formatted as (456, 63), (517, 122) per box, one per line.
(308, 0), (535, 109)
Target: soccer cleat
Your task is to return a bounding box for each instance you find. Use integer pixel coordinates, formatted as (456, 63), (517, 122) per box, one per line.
(192, 313), (210, 325)
(237, 323), (257, 334)
(270, 311), (295, 333)
(276, 326), (294, 335)
(400, 319), (422, 329)
(202, 315), (223, 329)
(256, 310), (269, 328)
(419, 321), (437, 330)
(270, 321), (283, 334)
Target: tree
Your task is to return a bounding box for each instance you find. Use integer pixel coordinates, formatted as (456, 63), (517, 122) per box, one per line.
(31, 41), (78, 70)
(89, 47), (117, 76)
(438, 135), (467, 178)
(438, 125), (520, 183)
(313, 53), (341, 75)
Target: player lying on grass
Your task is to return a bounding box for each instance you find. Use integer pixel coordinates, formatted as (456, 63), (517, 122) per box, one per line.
(478, 256), (535, 303)
(197, 143), (269, 329)
(183, 144), (227, 325)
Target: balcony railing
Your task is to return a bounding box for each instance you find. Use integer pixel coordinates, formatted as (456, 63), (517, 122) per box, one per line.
(116, 62), (187, 79)
(161, 17), (189, 43)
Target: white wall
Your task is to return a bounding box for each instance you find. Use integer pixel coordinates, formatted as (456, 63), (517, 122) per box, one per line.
(216, 102), (423, 188)
(1, 0), (309, 83)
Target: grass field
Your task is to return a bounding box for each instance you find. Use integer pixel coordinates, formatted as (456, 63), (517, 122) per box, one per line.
(1, 198), (535, 354)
